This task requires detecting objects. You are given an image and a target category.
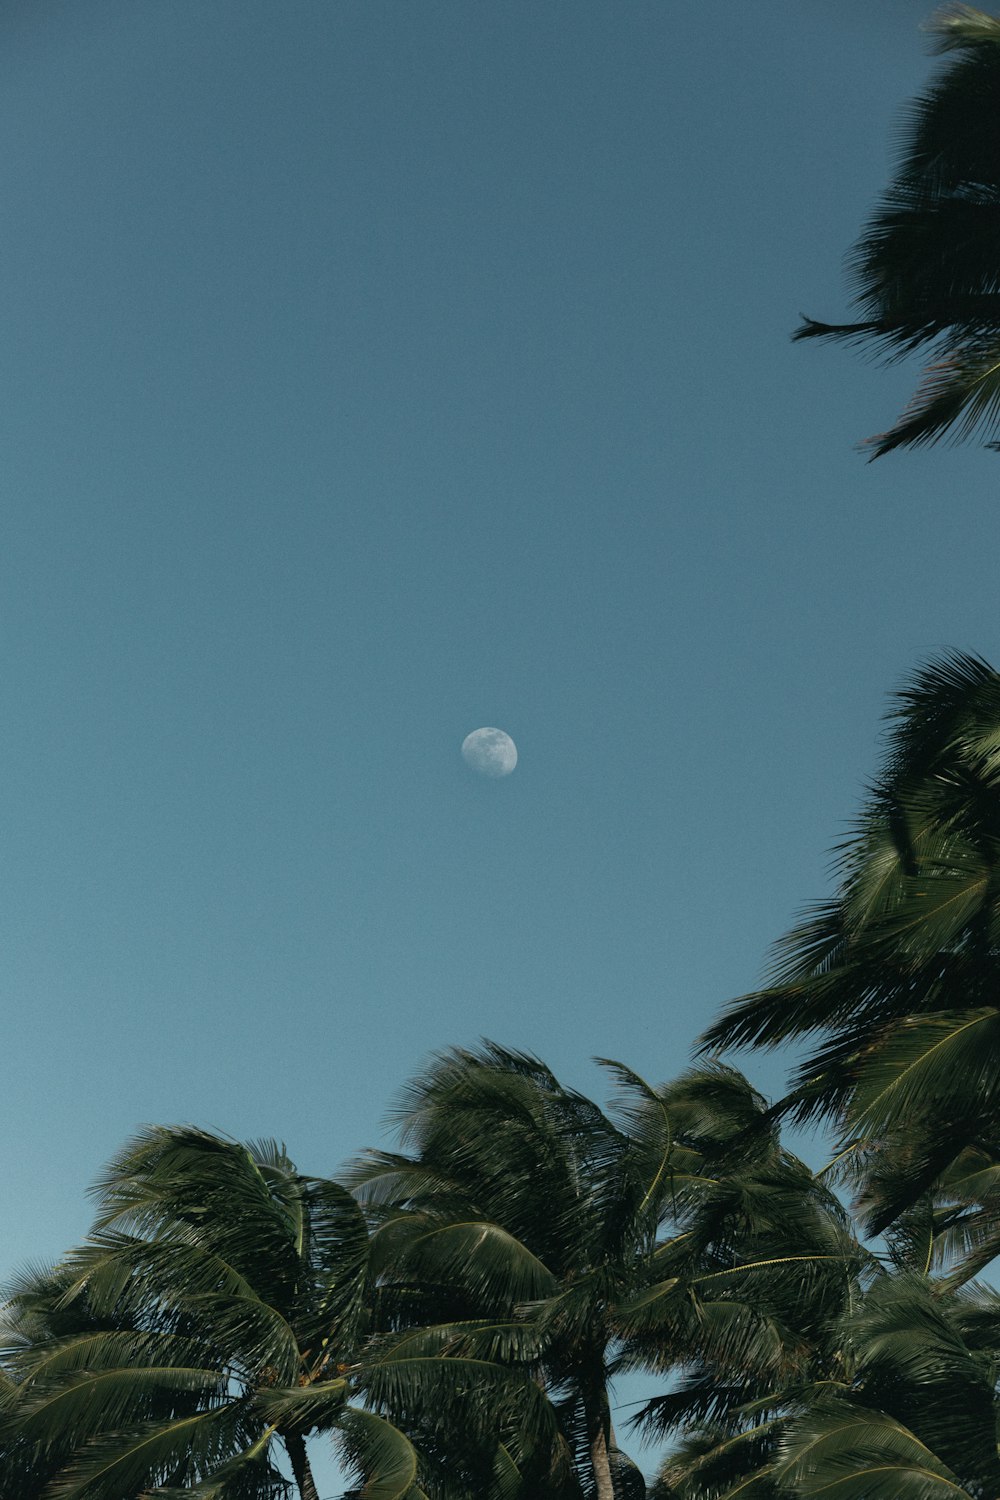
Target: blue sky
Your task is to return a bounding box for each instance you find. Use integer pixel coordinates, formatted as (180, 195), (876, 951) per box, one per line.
(3, 2), (997, 1487)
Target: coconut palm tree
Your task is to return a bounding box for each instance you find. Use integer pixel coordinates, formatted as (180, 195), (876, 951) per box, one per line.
(795, 7), (1000, 456)
(349, 1045), (862, 1500)
(652, 1271), (1000, 1500)
(0, 1127), (508, 1500)
(703, 653), (1000, 1265)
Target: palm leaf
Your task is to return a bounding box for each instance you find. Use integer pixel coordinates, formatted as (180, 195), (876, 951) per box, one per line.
(847, 1009), (1000, 1134)
(373, 1217), (557, 1307)
(777, 1402), (974, 1500)
(335, 1406), (427, 1500)
(794, 14), (1000, 453)
(43, 1406), (249, 1500)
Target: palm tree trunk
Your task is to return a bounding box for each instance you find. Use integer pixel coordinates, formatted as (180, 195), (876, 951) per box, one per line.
(584, 1383), (616, 1500)
(284, 1431), (320, 1500)
(589, 1423), (616, 1500)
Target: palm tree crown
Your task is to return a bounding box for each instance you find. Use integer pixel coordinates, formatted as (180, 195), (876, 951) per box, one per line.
(0, 1128), (423, 1500)
(703, 652), (1000, 1273)
(349, 1045), (861, 1500)
(796, 6), (1000, 455)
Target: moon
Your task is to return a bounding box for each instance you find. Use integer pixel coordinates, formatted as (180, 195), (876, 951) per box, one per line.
(461, 727), (518, 778)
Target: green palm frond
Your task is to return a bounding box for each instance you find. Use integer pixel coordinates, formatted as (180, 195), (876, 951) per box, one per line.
(12, 1360), (226, 1452)
(358, 1346), (530, 1437)
(364, 1318), (543, 1367)
(867, 341), (1000, 454)
(852, 1119), (995, 1242)
(795, 12), (1000, 453)
(298, 1176), (370, 1344)
(633, 1378), (811, 1442)
(373, 1215), (557, 1309)
(42, 1405), (251, 1500)
(651, 1415), (783, 1500)
(839, 1275), (1000, 1492)
(935, 1202), (1000, 1288)
(335, 1406), (428, 1500)
(90, 1129), (304, 1299)
(675, 1297), (797, 1382)
(777, 1401), (974, 1500)
(701, 655), (1000, 1274)
(54, 1234), (305, 1386)
(847, 1009), (1000, 1134)
(252, 1379), (350, 1430)
(368, 1043), (613, 1272)
(130, 1421), (290, 1500)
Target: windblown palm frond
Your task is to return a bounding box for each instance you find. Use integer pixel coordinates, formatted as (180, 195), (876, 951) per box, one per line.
(795, 8), (1000, 454)
(777, 1400), (973, 1500)
(651, 1271), (1000, 1500)
(703, 654), (1000, 1276)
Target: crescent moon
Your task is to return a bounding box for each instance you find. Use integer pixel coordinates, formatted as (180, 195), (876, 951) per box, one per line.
(461, 727), (518, 778)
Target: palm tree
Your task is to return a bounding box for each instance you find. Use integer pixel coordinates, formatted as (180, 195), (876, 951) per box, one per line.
(652, 1271), (1000, 1500)
(348, 1045), (861, 1500)
(702, 652), (1000, 1267)
(795, 7), (1000, 456)
(0, 1127), (460, 1499)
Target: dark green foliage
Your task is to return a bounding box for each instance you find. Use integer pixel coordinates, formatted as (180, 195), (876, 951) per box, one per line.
(0, 1129), (428, 1499)
(704, 652), (1000, 1278)
(4, 1039), (997, 1500)
(349, 1046), (862, 1500)
(652, 1274), (1000, 1500)
(795, 8), (1000, 454)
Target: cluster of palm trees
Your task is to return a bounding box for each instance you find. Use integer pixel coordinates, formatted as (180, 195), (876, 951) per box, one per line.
(7, 649), (1000, 1497)
(8, 5), (1000, 1495)
(0, 1053), (860, 1498)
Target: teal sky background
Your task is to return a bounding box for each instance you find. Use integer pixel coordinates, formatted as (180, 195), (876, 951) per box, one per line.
(3, 3), (999, 1488)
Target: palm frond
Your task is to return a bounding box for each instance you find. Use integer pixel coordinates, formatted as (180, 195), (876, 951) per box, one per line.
(777, 1401), (974, 1500)
(847, 1009), (1000, 1135)
(42, 1406), (251, 1500)
(335, 1406), (426, 1500)
(373, 1216), (557, 1309)
(930, 8), (1000, 56)
(795, 10), (1000, 453)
